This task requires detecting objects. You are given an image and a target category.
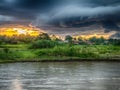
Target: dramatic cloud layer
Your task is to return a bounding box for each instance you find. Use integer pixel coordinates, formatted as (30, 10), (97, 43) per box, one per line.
(0, 0), (120, 26)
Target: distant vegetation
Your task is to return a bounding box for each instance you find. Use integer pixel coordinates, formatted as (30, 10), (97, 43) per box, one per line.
(29, 40), (63, 49)
(0, 33), (120, 45)
(0, 33), (120, 62)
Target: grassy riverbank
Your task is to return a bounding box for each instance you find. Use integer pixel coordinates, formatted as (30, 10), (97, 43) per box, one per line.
(0, 43), (120, 63)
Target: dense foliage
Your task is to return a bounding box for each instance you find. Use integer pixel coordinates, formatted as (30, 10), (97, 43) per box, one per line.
(29, 40), (63, 49)
(0, 34), (120, 62)
(0, 44), (120, 61)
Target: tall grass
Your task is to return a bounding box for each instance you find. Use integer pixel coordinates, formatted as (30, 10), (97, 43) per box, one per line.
(36, 45), (100, 58)
(36, 45), (120, 59)
(0, 48), (22, 60)
(0, 43), (120, 60)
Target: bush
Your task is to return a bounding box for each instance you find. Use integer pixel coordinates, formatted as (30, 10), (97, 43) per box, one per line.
(29, 40), (63, 49)
(3, 48), (9, 53)
(36, 45), (99, 58)
(0, 49), (22, 60)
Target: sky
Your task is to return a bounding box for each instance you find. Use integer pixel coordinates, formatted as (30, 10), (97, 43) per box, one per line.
(0, 0), (120, 34)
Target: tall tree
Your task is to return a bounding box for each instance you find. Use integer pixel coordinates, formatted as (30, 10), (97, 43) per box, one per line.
(65, 35), (73, 43)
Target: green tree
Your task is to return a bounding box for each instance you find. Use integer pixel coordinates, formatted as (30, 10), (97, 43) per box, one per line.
(50, 35), (60, 41)
(89, 36), (106, 45)
(37, 33), (50, 40)
(65, 35), (73, 43)
(109, 39), (120, 45)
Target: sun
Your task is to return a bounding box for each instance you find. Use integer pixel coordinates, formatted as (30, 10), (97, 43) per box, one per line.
(13, 28), (27, 35)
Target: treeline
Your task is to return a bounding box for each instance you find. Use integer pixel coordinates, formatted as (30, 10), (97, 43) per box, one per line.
(0, 33), (120, 46)
(65, 35), (120, 45)
(0, 33), (60, 44)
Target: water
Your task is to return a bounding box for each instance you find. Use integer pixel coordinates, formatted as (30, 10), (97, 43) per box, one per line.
(0, 62), (120, 90)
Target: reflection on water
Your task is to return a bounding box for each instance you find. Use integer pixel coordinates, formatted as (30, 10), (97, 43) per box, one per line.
(11, 79), (23, 90)
(0, 62), (120, 90)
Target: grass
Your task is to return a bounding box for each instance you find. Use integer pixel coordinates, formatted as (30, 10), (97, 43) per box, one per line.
(35, 45), (98, 58)
(0, 44), (120, 63)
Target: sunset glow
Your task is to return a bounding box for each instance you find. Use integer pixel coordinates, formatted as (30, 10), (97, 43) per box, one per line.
(0, 24), (44, 37)
(73, 31), (117, 40)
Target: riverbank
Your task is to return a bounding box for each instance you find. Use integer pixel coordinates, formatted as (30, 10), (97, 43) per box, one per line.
(0, 59), (120, 64)
(0, 44), (120, 63)
(0, 57), (120, 63)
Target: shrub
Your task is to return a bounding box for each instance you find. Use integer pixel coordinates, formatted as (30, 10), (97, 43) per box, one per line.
(0, 49), (22, 60)
(29, 40), (63, 49)
(36, 45), (99, 58)
(3, 48), (9, 53)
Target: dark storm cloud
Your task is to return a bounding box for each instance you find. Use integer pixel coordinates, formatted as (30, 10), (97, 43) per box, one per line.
(0, 0), (58, 21)
(0, 0), (120, 25)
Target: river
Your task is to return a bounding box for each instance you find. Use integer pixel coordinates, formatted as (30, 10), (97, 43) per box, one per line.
(0, 62), (120, 90)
